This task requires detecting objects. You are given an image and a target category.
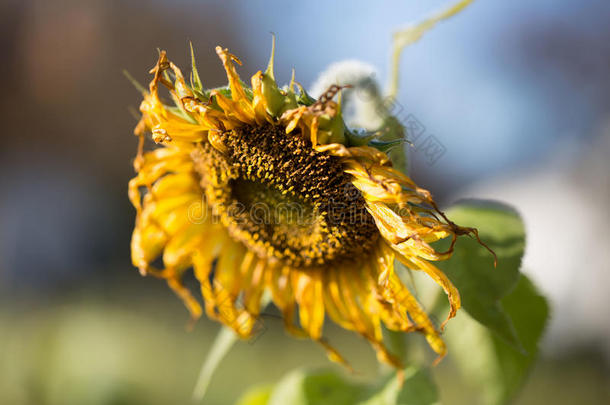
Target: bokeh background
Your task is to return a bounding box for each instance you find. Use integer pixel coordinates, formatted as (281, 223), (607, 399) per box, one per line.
(1, 0), (609, 404)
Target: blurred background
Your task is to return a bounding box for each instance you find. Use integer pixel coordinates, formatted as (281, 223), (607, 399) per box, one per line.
(1, 0), (608, 404)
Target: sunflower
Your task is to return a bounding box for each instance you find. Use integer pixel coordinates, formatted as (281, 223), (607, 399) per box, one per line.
(128, 40), (490, 369)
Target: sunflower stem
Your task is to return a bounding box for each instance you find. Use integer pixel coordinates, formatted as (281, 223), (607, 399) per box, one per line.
(192, 326), (238, 401)
(192, 293), (272, 402)
(387, 0), (474, 101)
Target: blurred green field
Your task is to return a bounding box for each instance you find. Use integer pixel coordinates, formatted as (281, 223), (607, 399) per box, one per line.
(1, 274), (608, 405)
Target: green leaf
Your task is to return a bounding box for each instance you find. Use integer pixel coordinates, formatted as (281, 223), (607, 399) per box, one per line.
(295, 82), (316, 106)
(236, 385), (273, 405)
(368, 138), (405, 153)
(377, 116), (409, 174)
(189, 41), (204, 94)
(360, 367), (440, 405)
(249, 366), (439, 405)
(435, 201), (525, 351)
(491, 275), (549, 402)
(267, 370), (365, 405)
(443, 275), (549, 405)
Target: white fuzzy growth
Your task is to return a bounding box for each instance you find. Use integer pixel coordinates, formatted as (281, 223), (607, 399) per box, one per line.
(309, 60), (386, 131)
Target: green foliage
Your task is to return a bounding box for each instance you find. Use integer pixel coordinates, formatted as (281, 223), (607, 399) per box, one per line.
(435, 201), (526, 351)
(189, 42), (205, 99)
(443, 275), (549, 405)
(360, 367), (439, 405)
(237, 367), (439, 405)
(436, 200), (548, 404)
(492, 275), (549, 401)
(266, 370), (365, 405)
(378, 115), (409, 174)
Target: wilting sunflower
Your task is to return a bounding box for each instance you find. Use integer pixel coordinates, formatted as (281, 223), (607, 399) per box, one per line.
(128, 40), (491, 369)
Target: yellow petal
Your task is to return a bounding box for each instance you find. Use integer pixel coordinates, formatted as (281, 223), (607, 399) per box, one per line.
(396, 255), (461, 330)
(293, 268), (325, 339)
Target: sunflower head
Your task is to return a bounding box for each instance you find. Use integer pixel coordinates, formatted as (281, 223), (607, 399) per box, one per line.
(128, 41), (493, 369)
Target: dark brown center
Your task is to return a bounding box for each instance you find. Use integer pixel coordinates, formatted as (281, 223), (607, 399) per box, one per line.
(192, 124), (379, 267)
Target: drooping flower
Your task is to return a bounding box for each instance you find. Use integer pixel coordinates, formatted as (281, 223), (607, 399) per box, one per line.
(128, 38), (491, 368)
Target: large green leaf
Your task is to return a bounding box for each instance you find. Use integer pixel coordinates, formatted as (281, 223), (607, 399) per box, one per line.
(443, 275), (549, 405)
(490, 275), (549, 402)
(435, 201), (525, 351)
(432, 200), (548, 404)
(360, 367), (440, 405)
(237, 367), (439, 405)
(266, 370), (366, 405)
